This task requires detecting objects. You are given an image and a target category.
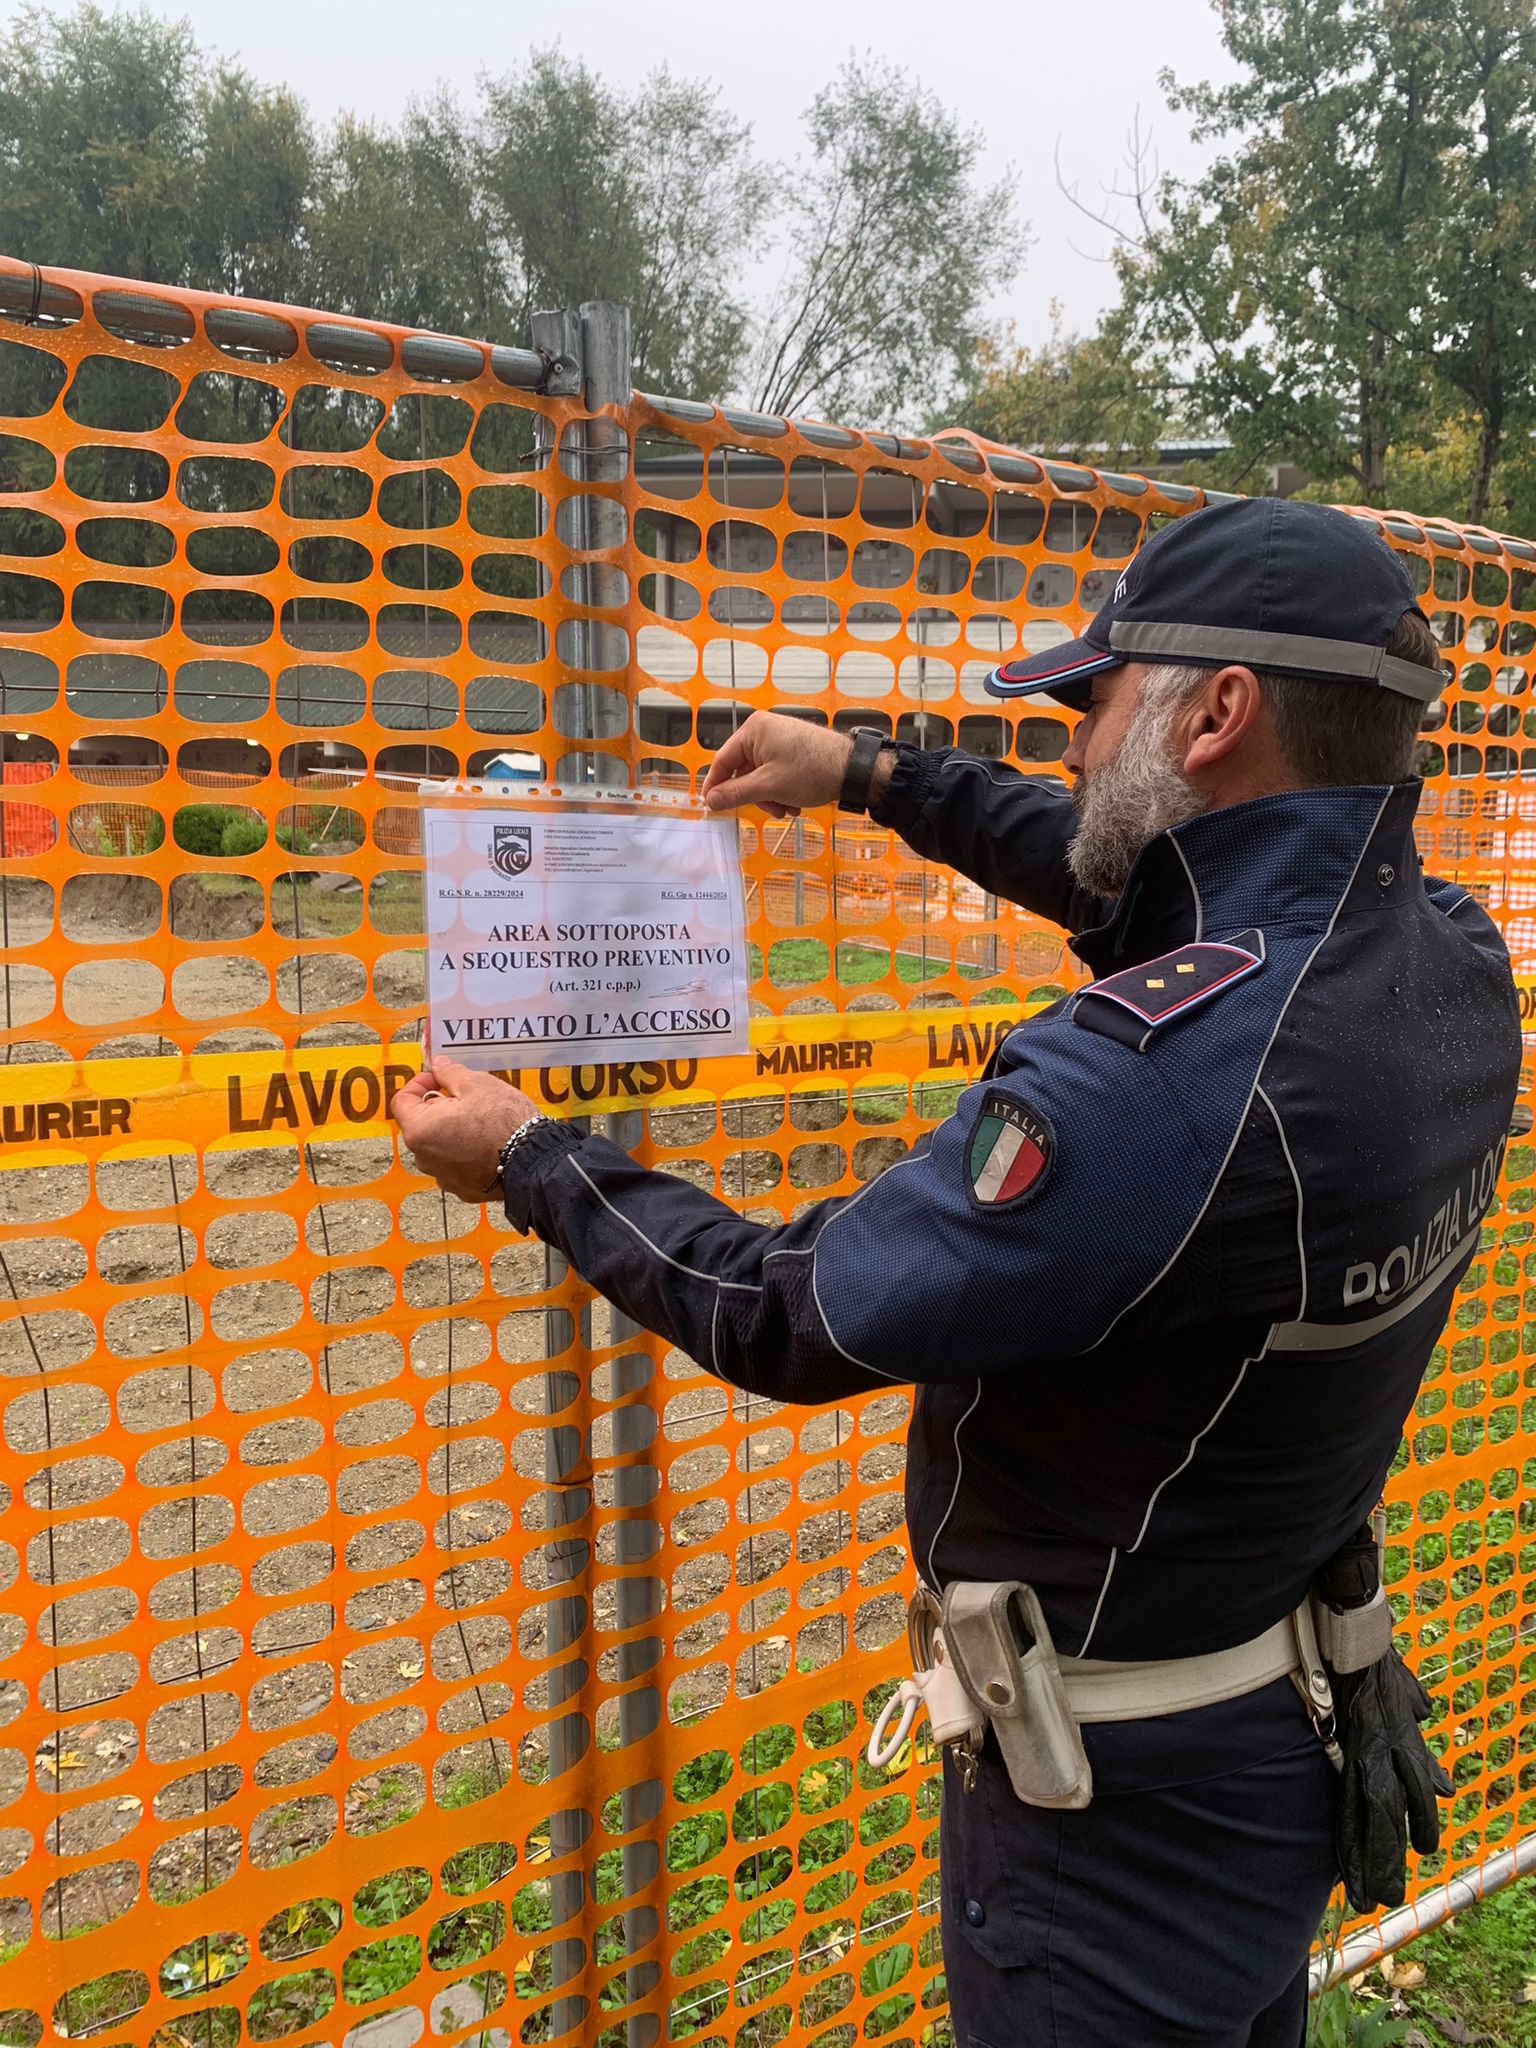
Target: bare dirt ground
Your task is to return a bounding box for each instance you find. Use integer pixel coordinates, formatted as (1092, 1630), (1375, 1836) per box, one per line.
(0, 873), (913, 1952)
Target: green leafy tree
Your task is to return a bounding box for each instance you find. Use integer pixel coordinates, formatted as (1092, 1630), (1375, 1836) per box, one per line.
(1074, 0), (1536, 520)
(1291, 411), (1536, 536)
(1098, 4), (1448, 500)
(479, 49), (768, 396)
(307, 95), (509, 338)
(1424, 0), (1536, 521)
(0, 1), (205, 281)
(957, 303), (1172, 465)
(187, 66), (315, 302)
(752, 55), (1024, 425)
(0, 7), (1029, 426)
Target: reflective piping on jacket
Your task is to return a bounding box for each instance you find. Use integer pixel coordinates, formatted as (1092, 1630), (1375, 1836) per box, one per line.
(1126, 1352), (1260, 1558)
(925, 1378), (983, 1588)
(807, 1149), (929, 1384)
(1108, 1083), (1306, 1610)
(1079, 1338), (1269, 1654)
(1268, 1224), (1481, 1353)
(1256, 1082), (1307, 1320)
(1075, 795), (1392, 1655)
(566, 1157), (763, 1292)
(1168, 832), (1204, 942)
(565, 1154), (759, 1379)
(1078, 1547), (1118, 1654)
(1088, 789), (1393, 1350)
(567, 1154), (905, 1387)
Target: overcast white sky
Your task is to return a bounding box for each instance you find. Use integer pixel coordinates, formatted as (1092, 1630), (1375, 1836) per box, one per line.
(131, 0), (1237, 346)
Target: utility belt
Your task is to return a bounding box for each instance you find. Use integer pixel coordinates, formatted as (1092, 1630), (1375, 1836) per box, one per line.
(868, 1523), (1393, 1809)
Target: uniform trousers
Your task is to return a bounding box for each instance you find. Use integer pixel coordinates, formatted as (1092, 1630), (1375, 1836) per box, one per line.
(939, 1678), (1338, 2047)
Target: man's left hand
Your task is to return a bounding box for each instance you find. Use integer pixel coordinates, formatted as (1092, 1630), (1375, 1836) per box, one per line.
(391, 1054), (539, 1204)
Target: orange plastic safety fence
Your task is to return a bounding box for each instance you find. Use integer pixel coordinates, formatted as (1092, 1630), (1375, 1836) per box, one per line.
(0, 257), (1534, 2048)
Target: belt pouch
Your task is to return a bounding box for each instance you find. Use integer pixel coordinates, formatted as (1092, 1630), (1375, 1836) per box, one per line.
(942, 1580), (1094, 1811)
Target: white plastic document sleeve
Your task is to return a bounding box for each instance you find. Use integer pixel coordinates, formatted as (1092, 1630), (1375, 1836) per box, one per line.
(423, 800), (751, 1071)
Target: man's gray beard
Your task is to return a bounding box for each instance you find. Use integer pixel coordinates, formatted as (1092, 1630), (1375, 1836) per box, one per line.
(1066, 680), (1210, 898)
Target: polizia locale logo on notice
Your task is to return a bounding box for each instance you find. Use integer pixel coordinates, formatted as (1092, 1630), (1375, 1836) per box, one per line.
(492, 824), (533, 877)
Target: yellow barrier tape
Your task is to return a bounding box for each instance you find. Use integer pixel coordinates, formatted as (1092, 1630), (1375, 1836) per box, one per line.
(0, 1003), (1047, 1163)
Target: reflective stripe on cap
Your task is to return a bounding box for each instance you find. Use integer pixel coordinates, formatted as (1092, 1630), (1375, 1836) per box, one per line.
(1108, 621), (1443, 702)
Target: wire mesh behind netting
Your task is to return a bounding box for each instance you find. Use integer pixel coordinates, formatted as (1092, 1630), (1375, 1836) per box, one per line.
(0, 256), (1534, 2048)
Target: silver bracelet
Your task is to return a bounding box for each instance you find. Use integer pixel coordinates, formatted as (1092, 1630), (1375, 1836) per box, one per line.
(487, 1115), (552, 1193)
(499, 1115), (552, 1168)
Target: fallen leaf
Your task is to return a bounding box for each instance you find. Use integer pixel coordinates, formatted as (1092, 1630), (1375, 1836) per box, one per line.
(41, 1750), (84, 1776)
(1381, 1955), (1426, 1991)
(398, 1662), (424, 1679)
(117, 1797), (138, 1812)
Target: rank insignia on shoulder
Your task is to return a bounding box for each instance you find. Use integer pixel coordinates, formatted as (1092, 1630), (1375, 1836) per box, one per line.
(966, 1090), (1054, 1210)
(1073, 932), (1265, 1051)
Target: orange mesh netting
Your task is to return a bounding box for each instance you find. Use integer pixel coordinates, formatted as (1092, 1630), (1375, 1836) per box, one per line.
(1, 256), (1534, 2048)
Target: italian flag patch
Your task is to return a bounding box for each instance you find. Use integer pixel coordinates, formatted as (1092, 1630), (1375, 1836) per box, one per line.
(966, 1090), (1054, 1209)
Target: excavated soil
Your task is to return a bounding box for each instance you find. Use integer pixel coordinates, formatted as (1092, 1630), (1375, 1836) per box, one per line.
(1, 875), (914, 1907)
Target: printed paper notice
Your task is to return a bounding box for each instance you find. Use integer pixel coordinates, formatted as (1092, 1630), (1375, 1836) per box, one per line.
(424, 806), (751, 1069)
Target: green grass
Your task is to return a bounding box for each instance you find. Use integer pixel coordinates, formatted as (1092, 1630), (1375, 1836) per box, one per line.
(354, 1868), (430, 1929)
(763, 936), (1014, 992)
(442, 1758), (506, 1810)
(1394, 1876), (1536, 2045)
(349, 1768), (423, 1837)
(175, 869), (422, 938)
(1309, 1878), (1536, 2045)
(216, 1764), (517, 2033)
(342, 1933), (421, 2004)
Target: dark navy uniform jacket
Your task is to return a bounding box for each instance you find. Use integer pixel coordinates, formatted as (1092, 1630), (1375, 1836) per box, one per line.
(503, 745), (1520, 1673)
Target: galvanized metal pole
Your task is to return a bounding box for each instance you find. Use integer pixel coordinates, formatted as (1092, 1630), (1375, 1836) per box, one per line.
(573, 302), (666, 2048)
(527, 304), (594, 2047)
(531, 302), (662, 2045)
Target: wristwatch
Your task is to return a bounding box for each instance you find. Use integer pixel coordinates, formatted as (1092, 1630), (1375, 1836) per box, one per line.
(838, 727), (893, 814)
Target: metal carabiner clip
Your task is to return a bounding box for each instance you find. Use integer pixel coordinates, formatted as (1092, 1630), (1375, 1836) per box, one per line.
(868, 1586), (939, 1771)
(867, 1679), (923, 1771)
(867, 1583), (984, 1789)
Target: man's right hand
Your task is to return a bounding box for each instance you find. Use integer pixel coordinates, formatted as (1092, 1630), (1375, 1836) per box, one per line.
(703, 711), (868, 818)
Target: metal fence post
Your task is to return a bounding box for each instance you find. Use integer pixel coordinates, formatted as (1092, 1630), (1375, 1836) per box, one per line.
(527, 304), (595, 2045)
(529, 302), (662, 2044)
(575, 301), (666, 2048)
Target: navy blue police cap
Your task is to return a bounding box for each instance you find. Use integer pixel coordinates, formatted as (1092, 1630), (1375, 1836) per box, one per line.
(986, 498), (1441, 712)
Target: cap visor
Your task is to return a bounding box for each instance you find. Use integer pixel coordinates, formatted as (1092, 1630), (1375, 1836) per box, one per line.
(986, 637), (1123, 710)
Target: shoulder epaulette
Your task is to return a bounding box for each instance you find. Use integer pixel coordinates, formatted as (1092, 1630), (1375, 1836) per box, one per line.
(1073, 932), (1265, 1051)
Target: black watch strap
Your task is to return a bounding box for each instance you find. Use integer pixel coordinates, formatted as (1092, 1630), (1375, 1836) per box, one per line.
(838, 727), (889, 814)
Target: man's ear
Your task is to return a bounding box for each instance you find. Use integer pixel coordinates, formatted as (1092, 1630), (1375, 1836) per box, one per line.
(1181, 665), (1263, 776)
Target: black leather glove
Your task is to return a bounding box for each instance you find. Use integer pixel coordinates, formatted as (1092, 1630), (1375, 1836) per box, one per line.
(1333, 1646), (1452, 1913)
